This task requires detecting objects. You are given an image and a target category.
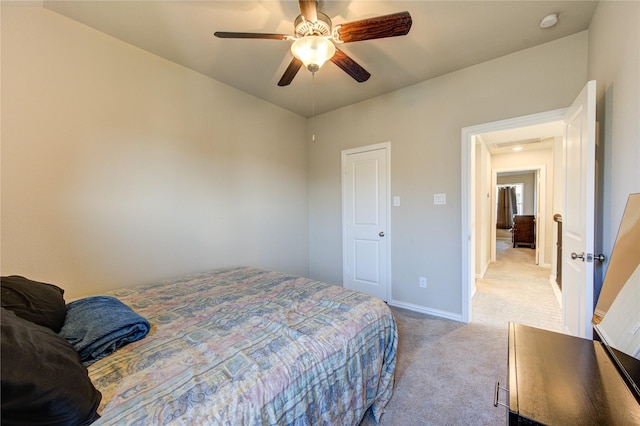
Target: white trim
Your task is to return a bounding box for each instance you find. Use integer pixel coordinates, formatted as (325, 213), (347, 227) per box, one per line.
(341, 142), (392, 301)
(341, 141), (391, 156)
(388, 299), (464, 322)
(461, 108), (567, 323)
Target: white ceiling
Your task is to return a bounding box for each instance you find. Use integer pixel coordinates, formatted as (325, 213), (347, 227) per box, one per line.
(480, 120), (566, 155)
(41, 0), (598, 119)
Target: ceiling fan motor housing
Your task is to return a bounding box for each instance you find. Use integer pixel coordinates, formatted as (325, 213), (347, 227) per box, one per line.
(294, 12), (332, 37)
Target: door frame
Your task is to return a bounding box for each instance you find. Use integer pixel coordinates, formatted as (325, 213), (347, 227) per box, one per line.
(461, 109), (566, 323)
(341, 142), (392, 301)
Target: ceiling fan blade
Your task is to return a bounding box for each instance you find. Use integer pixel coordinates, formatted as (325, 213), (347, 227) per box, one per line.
(278, 57), (304, 87)
(335, 11), (412, 43)
(214, 32), (289, 40)
(298, 0), (317, 23)
(330, 48), (371, 83)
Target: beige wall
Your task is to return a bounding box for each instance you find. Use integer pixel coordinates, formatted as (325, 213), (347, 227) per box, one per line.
(497, 172), (536, 216)
(588, 1), (640, 295)
(308, 32), (588, 317)
(1, 6), (308, 299)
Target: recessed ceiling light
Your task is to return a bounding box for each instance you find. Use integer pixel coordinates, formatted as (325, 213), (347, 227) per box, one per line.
(540, 13), (559, 29)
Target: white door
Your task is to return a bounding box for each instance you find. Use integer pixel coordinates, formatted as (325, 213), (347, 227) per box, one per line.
(342, 143), (390, 301)
(562, 80), (597, 339)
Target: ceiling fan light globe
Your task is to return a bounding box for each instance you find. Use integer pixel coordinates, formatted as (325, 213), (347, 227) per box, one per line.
(291, 36), (336, 72)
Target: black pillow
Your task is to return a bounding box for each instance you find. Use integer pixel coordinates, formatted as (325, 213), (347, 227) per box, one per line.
(1, 275), (67, 332)
(1, 308), (102, 426)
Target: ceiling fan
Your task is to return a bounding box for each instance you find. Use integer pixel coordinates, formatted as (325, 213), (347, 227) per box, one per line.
(214, 0), (412, 86)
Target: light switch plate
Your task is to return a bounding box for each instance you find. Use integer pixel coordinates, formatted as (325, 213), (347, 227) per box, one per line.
(393, 196), (400, 207)
(434, 193), (446, 205)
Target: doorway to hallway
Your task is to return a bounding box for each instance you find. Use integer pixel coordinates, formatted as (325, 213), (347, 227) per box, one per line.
(460, 107), (566, 324)
(474, 136), (559, 330)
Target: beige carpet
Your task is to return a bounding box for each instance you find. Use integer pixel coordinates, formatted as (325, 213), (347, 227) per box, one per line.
(360, 238), (563, 425)
(474, 239), (564, 333)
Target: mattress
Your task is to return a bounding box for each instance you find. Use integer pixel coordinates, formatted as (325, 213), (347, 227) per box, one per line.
(88, 267), (397, 425)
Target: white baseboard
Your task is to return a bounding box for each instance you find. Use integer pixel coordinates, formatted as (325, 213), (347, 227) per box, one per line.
(476, 259), (490, 279)
(388, 299), (464, 323)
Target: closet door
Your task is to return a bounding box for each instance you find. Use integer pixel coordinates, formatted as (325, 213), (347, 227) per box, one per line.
(342, 143), (390, 301)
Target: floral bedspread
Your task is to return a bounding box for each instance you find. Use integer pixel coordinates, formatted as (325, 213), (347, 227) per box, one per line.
(88, 267), (397, 425)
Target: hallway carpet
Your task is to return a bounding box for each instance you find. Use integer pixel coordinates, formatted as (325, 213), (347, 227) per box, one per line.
(474, 239), (564, 333)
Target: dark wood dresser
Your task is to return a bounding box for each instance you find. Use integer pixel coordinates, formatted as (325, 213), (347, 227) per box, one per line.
(497, 323), (640, 425)
(512, 215), (535, 248)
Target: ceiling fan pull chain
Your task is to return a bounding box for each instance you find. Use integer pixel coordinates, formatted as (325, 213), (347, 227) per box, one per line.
(312, 72), (316, 142)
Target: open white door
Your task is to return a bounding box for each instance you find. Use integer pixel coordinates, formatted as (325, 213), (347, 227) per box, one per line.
(342, 143), (390, 301)
(562, 80), (597, 339)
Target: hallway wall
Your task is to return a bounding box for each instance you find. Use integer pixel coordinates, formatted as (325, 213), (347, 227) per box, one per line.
(497, 172), (536, 215)
(492, 149), (554, 266)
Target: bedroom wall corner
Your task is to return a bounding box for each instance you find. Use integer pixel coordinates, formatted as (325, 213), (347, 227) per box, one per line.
(1, 5), (309, 298)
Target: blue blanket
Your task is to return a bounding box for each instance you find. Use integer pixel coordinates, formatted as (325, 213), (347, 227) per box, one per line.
(60, 296), (150, 366)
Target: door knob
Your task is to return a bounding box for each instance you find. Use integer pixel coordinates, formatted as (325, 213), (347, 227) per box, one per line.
(571, 252), (585, 261)
(379, 231), (385, 237)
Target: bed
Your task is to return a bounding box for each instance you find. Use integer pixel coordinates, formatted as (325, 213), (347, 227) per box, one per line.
(80, 266), (397, 425)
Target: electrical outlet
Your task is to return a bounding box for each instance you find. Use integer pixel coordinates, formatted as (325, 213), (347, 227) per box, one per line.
(419, 277), (427, 288)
